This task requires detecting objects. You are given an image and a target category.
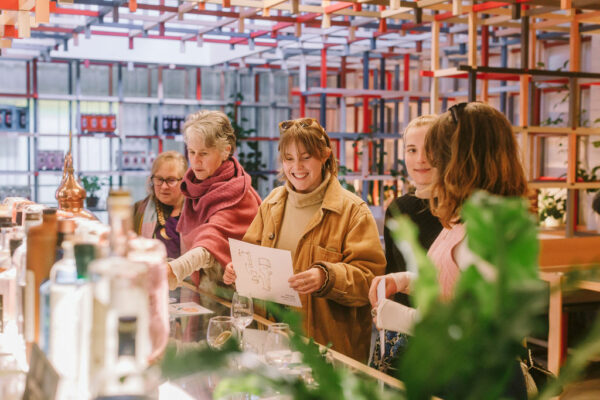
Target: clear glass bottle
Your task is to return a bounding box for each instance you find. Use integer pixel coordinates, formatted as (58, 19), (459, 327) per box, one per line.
(0, 212), (16, 349)
(48, 240), (80, 399)
(11, 206), (42, 342)
(39, 218), (76, 353)
(88, 191), (150, 397)
(127, 237), (170, 363)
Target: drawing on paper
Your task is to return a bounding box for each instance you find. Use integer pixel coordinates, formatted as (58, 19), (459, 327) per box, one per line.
(238, 250), (273, 291)
(229, 238), (301, 308)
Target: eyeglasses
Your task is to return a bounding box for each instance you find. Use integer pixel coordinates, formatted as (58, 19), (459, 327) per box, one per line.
(151, 176), (182, 187)
(279, 118), (318, 131)
(448, 102), (468, 124)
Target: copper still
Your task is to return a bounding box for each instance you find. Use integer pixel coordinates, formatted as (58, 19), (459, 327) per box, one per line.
(55, 131), (97, 220)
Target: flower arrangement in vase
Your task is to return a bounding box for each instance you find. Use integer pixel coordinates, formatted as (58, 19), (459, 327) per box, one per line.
(539, 188), (567, 228)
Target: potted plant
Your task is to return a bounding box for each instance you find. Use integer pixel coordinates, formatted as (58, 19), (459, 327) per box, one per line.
(81, 175), (103, 209)
(160, 192), (600, 399)
(539, 189), (567, 228)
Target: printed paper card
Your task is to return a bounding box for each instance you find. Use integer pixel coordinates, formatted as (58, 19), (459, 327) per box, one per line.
(229, 238), (302, 308)
(169, 302), (214, 316)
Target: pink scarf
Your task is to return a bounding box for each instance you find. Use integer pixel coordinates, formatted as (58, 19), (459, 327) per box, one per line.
(177, 157), (261, 274)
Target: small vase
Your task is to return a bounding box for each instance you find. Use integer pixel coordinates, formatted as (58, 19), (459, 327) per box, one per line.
(543, 216), (562, 228)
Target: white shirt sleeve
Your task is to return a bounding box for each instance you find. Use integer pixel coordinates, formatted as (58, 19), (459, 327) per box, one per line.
(376, 298), (419, 335)
(168, 246), (220, 290)
(387, 271), (417, 295)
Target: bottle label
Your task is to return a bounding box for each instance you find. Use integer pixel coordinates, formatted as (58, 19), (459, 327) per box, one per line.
(118, 317), (137, 357)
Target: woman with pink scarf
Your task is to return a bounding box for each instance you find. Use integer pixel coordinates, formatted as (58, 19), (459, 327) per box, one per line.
(167, 110), (261, 292)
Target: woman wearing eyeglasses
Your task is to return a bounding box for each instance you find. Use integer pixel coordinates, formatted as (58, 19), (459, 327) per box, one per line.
(134, 151), (187, 259)
(223, 118), (385, 362)
(167, 110), (261, 292)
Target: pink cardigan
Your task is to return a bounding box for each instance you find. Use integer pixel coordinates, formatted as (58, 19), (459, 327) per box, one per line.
(426, 223), (466, 300)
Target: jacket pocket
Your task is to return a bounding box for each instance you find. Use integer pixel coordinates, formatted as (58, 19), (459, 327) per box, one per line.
(314, 245), (343, 263)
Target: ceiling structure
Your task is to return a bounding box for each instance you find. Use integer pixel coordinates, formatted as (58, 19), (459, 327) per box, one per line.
(1, 0), (600, 71)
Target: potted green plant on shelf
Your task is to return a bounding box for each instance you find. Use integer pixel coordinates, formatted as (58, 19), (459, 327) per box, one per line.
(80, 175), (103, 209)
(539, 189), (567, 228)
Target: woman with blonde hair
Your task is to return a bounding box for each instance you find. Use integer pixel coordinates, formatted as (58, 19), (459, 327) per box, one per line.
(134, 150), (187, 259)
(224, 118), (385, 362)
(369, 102), (528, 397)
(167, 110), (261, 291)
(370, 114), (443, 373)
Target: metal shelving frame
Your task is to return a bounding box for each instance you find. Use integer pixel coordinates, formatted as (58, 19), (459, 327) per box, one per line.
(1, 59), (292, 201)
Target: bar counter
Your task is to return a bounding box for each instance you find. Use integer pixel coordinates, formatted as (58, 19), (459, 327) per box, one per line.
(160, 282), (405, 399)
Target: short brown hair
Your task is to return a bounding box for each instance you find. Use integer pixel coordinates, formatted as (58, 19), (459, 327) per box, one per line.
(278, 118), (337, 178)
(147, 150), (188, 198)
(424, 102), (528, 227)
(182, 110), (236, 157)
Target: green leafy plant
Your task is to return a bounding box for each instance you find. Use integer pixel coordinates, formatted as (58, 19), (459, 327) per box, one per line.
(227, 92), (267, 189)
(80, 175), (103, 198)
(391, 192), (548, 399)
(161, 192), (600, 400)
(338, 165), (356, 193)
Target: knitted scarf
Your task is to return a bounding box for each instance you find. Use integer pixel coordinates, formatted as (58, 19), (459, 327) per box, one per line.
(177, 157), (261, 278)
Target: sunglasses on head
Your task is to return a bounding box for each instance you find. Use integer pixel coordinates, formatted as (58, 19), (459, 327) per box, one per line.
(448, 102), (468, 124)
(279, 118), (318, 131)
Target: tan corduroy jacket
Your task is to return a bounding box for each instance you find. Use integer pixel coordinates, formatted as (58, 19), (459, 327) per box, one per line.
(243, 175), (385, 362)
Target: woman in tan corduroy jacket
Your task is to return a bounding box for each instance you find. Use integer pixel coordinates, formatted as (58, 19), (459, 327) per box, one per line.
(224, 118), (385, 362)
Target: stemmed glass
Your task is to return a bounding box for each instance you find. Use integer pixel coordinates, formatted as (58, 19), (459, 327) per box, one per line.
(231, 292), (253, 349)
(206, 316), (234, 350)
(264, 322), (293, 368)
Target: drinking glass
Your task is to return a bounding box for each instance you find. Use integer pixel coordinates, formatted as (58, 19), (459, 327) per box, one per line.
(231, 293), (253, 347)
(264, 323), (292, 368)
(206, 316), (234, 350)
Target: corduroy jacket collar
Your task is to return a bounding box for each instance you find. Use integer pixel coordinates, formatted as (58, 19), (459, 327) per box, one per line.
(266, 174), (344, 215)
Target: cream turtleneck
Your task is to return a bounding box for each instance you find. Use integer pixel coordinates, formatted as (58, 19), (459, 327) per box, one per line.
(276, 172), (331, 259)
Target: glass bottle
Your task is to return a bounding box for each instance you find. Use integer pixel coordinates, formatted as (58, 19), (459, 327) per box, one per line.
(48, 240), (80, 399)
(88, 191), (150, 397)
(12, 206), (42, 341)
(127, 237), (170, 363)
(0, 212), (16, 348)
(40, 218), (76, 352)
(25, 208), (57, 344)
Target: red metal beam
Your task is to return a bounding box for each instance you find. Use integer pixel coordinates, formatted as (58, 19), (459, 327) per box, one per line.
(0, 0), (19, 10)
(3, 25), (18, 38)
(482, 23), (489, 67)
(49, 3), (99, 17)
(196, 67), (201, 101)
(300, 95), (306, 117)
(436, 0), (531, 21)
(32, 26), (75, 34)
(321, 48), (327, 89)
(403, 54), (410, 91)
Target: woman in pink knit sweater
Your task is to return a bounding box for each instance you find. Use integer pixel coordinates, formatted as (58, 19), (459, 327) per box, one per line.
(369, 102), (528, 331)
